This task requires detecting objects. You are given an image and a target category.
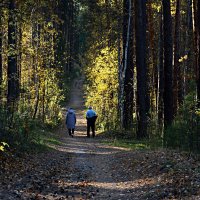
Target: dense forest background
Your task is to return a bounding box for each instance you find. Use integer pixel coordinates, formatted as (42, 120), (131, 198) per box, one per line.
(0, 0), (200, 153)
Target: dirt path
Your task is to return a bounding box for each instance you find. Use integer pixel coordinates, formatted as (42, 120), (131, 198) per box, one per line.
(1, 78), (200, 199)
(56, 78), (135, 199)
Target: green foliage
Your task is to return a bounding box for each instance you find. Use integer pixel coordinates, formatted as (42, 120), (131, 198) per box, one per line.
(85, 47), (119, 130)
(103, 137), (162, 150)
(164, 93), (200, 152)
(0, 0), (78, 154)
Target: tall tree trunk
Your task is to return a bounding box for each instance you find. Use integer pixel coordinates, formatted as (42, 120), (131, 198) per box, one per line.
(182, 0), (193, 100)
(147, 0), (157, 115)
(173, 0), (181, 114)
(193, 0), (198, 100)
(32, 20), (40, 119)
(17, 22), (22, 102)
(69, 0), (74, 73)
(162, 0), (174, 128)
(158, 10), (164, 125)
(122, 0), (134, 130)
(7, 0), (19, 111)
(0, 8), (2, 90)
(186, 0), (193, 80)
(117, 6), (122, 127)
(105, 0), (111, 47)
(197, 0), (200, 106)
(135, 0), (148, 138)
(42, 81), (45, 122)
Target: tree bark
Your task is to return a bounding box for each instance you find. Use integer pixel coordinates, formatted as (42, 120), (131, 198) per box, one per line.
(193, 0), (198, 101)
(173, 0), (181, 114)
(197, 0), (200, 106)
(147, 0), (157, 115)
(135, 0), (148, 138)
(122, 0), (134, 130)
(158, 10), (164, 125)
(7, 0), (19, 111)
(162, 0), (174, 127)
(0, 7), (2, 89)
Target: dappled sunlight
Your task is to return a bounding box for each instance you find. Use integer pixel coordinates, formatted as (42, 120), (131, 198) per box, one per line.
(49, 137), (130, 155)
(87, 178), (157, 190)
(21, 176), (159, 199)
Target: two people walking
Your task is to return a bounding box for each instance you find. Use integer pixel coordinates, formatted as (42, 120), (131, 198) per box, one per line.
(65, 106), (97, 137)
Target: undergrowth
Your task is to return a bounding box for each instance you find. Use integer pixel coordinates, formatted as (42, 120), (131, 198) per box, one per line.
(100, 131), (162, 150)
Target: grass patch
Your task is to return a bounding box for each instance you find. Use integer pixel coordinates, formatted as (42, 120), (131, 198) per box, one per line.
(99, 130), (163, 150)
(1, 126), (62, 155)
(102, 137), (162, 150)
(104, 139), (149, 150)
(28, 129), (62, 153)
(43, 137), (62, 145)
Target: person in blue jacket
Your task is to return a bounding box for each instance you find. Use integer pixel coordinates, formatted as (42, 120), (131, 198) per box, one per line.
(66, 108), (76, 137)
(86, 106), (97, 138)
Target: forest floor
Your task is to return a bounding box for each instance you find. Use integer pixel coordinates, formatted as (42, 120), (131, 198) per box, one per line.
(1, 79), (200, 200)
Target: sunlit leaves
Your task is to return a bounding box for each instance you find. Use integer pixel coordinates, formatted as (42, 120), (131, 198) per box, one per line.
(85, 47), (118, 130)
(0, 142), (9, 152)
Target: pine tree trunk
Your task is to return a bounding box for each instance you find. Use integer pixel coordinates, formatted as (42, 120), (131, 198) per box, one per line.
(32, 20), (40, 119)
(117, 10), (122, 127)
(7, 0), (19, 111)
(162, 0), (174, 127)
(135, 0), (148, 138)
(122, 0), (134, 130)
(147, 0), (157, 115)
(186, 0), (193, 81)
(173, 0), (181, 114)
(192, 0), (198, 104)
(0, 9), (2, 90)
(158, 11), (164, 125)
(197, 0), (200, 106)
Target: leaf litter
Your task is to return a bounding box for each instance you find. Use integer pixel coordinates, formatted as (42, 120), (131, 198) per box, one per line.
(1, 137), (200, 200)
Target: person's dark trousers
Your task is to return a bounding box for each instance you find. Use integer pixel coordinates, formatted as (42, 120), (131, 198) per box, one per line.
(87, 118), (95, 137)
(68, 128), (74, 137)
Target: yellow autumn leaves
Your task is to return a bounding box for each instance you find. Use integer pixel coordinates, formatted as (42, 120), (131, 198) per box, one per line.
(85, 47), (119, 130)
(0, 142), (9, 152)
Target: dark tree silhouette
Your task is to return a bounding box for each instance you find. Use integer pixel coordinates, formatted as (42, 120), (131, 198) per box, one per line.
(0, 8), (2, 90)
(158, 10), (164, 125)
(173, 0), (181, 114)
(122, 0), (134, 130)
(162, 0), (174, 127)
(198, 0), (200, 106)
(7, 0), (19, 110)
(135, 0), (149, 138)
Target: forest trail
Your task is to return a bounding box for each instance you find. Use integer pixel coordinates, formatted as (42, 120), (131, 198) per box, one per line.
(1, 78), (200, 200)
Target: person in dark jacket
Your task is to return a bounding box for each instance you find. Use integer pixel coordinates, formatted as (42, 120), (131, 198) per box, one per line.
(66, 108), (76, 137)
(86, 106), (97, 138)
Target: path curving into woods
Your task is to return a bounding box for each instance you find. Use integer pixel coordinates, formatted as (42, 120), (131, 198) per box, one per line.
(1, 78), (200, 200)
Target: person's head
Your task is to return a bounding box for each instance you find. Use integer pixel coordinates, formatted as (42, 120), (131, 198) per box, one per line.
(88, 106), (92, 110)
(67, 107), (73, 112)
